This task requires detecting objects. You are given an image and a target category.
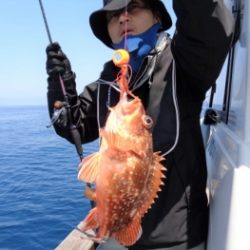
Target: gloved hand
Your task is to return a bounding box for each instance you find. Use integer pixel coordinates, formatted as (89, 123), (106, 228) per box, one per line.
(46, 42), (73, 80)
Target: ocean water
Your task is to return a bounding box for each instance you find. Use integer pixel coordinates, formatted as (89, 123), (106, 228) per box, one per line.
(0, 106), (98, 250)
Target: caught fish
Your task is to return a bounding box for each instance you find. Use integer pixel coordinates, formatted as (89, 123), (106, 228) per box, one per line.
(77, 49), (166, 246)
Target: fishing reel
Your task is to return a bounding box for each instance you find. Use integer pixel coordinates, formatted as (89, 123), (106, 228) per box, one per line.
(47, 101), (68, 128)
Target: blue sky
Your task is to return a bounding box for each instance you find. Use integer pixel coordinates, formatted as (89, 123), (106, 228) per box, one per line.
(0, 1), (176, 106)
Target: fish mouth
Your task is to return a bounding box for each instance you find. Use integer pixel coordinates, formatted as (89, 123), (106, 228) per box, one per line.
(121, 97), (141, 115)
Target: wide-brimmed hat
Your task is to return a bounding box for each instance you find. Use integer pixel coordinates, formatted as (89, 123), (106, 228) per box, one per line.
(89, 0), (172, 48)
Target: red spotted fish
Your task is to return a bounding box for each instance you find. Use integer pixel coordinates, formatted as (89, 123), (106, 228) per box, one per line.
(77, 49), (166, 246)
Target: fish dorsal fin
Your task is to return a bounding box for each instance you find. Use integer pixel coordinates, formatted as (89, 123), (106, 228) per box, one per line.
(112, 216), (142, 246)
(78, 152), (100, 182)
(138, 152), (166, 216)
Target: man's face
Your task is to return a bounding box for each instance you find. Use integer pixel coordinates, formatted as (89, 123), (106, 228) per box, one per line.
(107, 0), (159, 44)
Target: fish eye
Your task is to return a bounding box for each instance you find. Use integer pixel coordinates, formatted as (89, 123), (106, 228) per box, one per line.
(142, 115), (153, 128)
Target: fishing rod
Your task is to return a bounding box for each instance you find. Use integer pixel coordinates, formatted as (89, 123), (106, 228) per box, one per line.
(38, 0), (84, 162)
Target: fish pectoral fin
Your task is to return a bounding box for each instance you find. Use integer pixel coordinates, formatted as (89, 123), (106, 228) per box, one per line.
(84, 186), (96, 201)
(100, 128), (118, 149)
(112, 217), (142, 246)
(78, 152), (100, 182)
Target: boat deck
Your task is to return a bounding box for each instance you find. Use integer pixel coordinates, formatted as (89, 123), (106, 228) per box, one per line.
(56, 222), (94, 250)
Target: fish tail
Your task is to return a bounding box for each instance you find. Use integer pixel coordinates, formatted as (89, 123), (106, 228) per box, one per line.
(78, 207), (99, 232)
(112, 217), (142, 246)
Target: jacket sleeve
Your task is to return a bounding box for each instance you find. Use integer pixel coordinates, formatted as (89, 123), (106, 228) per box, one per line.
(171, 0), (235, 92)
(47, 73), (100, 144)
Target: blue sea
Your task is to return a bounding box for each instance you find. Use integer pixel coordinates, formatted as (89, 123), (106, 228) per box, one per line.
(0, 106), (98, 250)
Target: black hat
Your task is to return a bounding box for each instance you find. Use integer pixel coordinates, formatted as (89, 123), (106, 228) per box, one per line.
(89, 0), (172, 48)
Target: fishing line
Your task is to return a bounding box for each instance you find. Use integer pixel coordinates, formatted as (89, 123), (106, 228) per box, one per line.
(123, 0), (129, 50)
(96, 0), (130, 142)
(97, 0), (131, 131)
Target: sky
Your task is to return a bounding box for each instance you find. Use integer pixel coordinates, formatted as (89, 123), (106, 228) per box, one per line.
(0, 0), (176, 106)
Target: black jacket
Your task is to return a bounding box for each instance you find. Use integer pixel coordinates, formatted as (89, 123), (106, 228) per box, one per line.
(47, 1), (234, 249)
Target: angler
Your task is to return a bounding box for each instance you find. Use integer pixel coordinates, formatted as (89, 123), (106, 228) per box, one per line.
(45, 0), (235, 249)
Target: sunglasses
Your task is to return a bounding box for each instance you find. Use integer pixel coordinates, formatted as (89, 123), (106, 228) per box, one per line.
(106, 0), (149, 22)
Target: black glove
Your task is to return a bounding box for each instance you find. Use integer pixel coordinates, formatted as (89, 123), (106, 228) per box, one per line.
(46, 42), (73, 80)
